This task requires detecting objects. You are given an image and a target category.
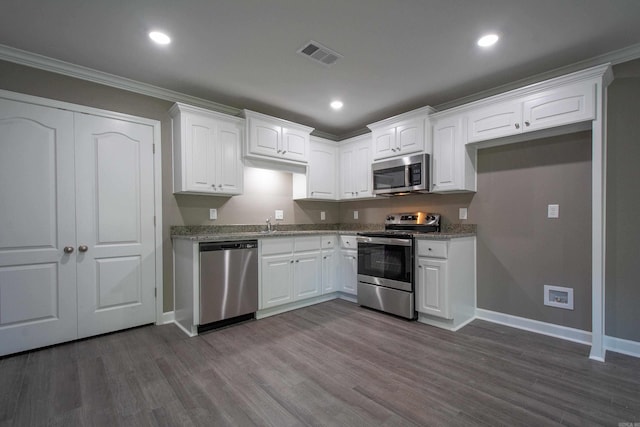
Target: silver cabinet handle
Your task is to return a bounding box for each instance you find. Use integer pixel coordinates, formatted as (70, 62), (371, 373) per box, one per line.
(515, 123), (520, 129)
(78, 245), (88, 253)
(290, 260), (294, 263)
(524, 121), (530, 127)
(63, 246), (74, 254)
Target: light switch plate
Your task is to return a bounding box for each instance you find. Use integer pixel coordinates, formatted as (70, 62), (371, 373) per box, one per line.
(354, 210), (359, 220)
(459, 207), (468, 220)
(209, 209), (217, 220)
(320, 211), (326, 221)
(548, 204), (559, 218)
(275, 209), (284, 220)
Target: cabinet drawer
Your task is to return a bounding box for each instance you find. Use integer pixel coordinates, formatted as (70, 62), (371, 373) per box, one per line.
(417, 240), (448, 258)
(294, 236), (321, 252)
(321, 235), (336, 249)
(261, 238), (294, 255)
(340, 235), (358, 249)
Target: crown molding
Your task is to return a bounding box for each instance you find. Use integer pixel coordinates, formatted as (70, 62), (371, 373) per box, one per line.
(434, 42), (640, 112)
(0, 44), (242, 117)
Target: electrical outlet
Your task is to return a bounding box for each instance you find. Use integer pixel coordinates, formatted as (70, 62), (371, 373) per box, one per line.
(459, 207), (468, 220)
(275, 210), (284, 220)
(353, 210), (359, 220)
(209, 209), (217, 220)
(320, 211), (326, 221)
(548, 204), (559, 218)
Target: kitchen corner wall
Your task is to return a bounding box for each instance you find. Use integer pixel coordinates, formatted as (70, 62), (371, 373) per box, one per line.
(605, 60), (640, 342)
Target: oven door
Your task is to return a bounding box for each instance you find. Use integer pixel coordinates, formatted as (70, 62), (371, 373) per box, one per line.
(356, 236), (412, 291)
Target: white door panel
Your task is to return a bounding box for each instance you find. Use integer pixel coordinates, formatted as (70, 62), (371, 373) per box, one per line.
(74, 114), (156, 339)
(0, 99), (77, 356)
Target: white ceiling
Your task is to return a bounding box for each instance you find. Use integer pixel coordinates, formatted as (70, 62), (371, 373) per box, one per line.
(1, 0), (640, 138)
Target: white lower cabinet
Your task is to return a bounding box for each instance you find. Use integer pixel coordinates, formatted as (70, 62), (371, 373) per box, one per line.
(321, 235), (337, 293)
(338, 236), (358, 295)
(415, 237), (476, 331)
(260, 237), (322, 310)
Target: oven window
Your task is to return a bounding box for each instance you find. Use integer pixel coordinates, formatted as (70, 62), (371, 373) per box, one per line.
(357, 242), (411, 284)
(373, 166), (406, 190)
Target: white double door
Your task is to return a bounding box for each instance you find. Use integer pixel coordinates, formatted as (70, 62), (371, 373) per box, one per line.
(0, 97), (156, 356)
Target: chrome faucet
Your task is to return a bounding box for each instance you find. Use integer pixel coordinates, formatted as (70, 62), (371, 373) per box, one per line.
(266, 218), (272, 233)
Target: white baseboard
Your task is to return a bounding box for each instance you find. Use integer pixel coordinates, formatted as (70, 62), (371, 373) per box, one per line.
(159, 311), (175, 325)
(604, 335), (640, 359)
(475, 308), (592, 346)
(337, 292), (357, 303)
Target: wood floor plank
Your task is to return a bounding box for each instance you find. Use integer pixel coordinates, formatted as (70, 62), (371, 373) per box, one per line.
(1, 299), (639, 426)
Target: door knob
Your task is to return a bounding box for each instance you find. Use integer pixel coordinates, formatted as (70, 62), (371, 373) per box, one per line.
(78, 245), (89, 252)
(63, 246), (74, 254)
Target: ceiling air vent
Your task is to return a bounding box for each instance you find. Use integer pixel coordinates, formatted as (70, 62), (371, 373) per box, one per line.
(297, 40), (343, 67)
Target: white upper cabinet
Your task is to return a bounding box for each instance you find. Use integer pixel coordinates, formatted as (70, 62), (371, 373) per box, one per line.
(467, 99), (522, 143)
(244, 109), (314, 164)
(466, 80), (596, 144)
(431, 113), (476, 193)
(339, 134), (374, 200)
(293, 137), (338, 200)
(367, 106), (435, 160)
(170, 103), (243, 195)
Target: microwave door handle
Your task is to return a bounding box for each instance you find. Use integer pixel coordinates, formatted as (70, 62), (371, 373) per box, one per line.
(405, 166), (411, 187)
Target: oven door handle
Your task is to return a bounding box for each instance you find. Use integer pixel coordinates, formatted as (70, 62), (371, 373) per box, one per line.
(356, 236), (412, 246)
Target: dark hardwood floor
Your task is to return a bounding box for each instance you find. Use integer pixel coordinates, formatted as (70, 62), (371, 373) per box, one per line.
(1, 299), (639, 426)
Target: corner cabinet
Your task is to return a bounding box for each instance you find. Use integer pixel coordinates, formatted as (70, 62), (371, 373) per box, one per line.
(431, 113), (477, 193)
(292, 137), (338, 200)
(170, 103), (243, 196)
(244, 110), (313, 164)
(415, 237), (476, 331)
(339, 134), (374, 200)
(367, 106), (435, 161)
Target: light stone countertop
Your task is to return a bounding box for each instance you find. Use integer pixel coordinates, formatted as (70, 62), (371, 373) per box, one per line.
(171, 224), (476, 242)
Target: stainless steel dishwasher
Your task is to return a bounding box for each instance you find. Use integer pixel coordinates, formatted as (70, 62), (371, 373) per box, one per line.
(199, 240), (258, 332)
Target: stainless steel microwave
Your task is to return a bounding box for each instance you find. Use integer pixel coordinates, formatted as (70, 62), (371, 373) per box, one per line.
(372, 153), (430, 196)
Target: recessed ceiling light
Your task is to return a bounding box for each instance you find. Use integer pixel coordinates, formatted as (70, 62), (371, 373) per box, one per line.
(149, 31), (171, 45)
(477, 33), (499, 47)
(330, 100), (344, 110)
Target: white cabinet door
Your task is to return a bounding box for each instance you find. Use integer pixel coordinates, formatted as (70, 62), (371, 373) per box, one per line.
(321, 250), (337, 293)
(522, 81), (595, 132)
(466, 99), (522, 143)
(217, 123), (243, 194)
(396, 119), (424, 154)
(340, 249), (358, 295)
(339, 144), (356, 198)
(261, 254), (294, 309)
(372, 127), (396, 159)
(340, 135), (373, 200)
(294, 252), (322, 300)
(416, 257), (450, 319)
(184, 113), (217, 193)
(353, 141), (373, 197)
(0, 99), (78, 356)
(249, 116), (281, 158)
(282, 128), (307, 162)
(432, 116), (460, 192)
(308, 140), (337, 199)
(74, 114), (157, 338)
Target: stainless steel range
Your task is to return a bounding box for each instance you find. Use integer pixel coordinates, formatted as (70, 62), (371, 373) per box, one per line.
(356, 212), (441, 319)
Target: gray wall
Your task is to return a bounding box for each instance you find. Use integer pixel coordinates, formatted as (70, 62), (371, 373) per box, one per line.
(605, 63), (640, 342)
(469, 133), (593, 330)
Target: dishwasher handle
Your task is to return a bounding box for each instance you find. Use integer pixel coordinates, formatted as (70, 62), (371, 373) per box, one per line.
(199, 240), (258, 252)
